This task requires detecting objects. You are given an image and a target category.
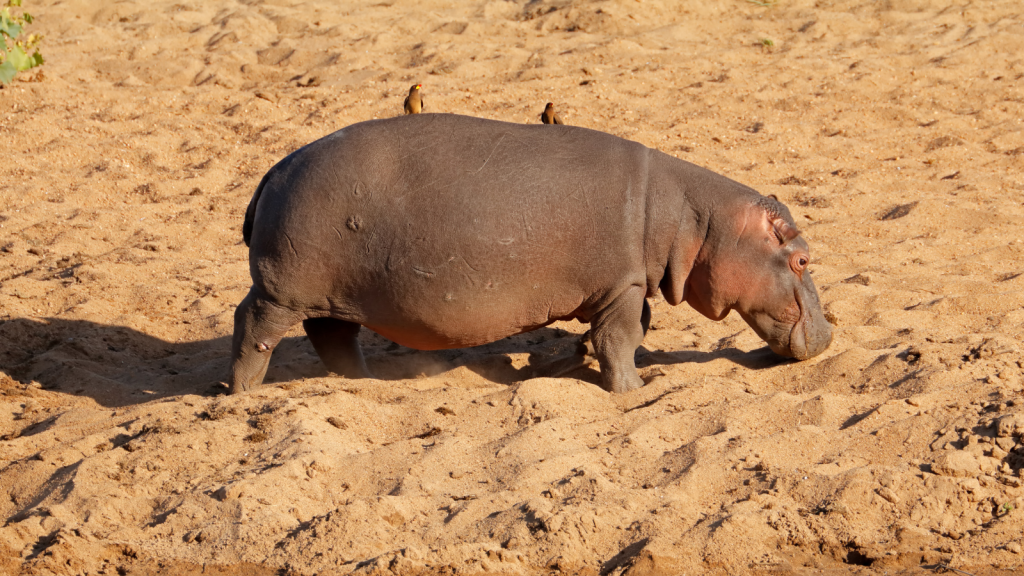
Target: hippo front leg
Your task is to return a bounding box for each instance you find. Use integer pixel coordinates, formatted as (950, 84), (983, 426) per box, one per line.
(591, 286), (648, 393)
(540, 299), (651, 380)
(230, 290), (300, 394)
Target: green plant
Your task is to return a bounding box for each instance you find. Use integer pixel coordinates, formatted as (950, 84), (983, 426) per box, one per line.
(747, 0), (778, 7)
(0, 0), (43, 85)
(1000, 502), (1014, 515)
(759, 38), (775, 47)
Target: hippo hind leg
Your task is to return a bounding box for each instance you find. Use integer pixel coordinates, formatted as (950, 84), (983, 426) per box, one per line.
(590, 287), (648, 393)
(231, 290), (302, 394)
(302, 317), (373, 379)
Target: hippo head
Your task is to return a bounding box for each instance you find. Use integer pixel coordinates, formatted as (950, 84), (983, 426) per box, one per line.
(684, 195), (832, 360)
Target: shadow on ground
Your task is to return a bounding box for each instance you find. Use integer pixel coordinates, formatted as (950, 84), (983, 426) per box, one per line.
(0, 317), (787, 408)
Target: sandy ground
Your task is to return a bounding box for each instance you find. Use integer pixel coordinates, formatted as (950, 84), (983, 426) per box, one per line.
(1, 0), (1024, 574)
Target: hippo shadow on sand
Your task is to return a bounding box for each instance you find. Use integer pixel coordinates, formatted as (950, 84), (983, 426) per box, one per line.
(0, 316), (789, 410)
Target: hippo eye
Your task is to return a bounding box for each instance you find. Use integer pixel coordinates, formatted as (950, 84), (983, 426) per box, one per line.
(798, 257), (808, 268)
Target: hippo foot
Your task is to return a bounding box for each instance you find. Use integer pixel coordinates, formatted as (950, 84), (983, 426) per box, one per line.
(591, 287), (649, 393)
(604, 371), (645, 394)
(528, 330), (645, 394)
(231, 355), (271, 394)
(230, 290), (302, 394)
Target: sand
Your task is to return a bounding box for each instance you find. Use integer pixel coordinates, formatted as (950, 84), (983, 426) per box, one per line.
(2, 0), (1024, 574)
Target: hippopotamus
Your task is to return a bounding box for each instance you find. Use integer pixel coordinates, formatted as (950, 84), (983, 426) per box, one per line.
(230, 113), (832, 394)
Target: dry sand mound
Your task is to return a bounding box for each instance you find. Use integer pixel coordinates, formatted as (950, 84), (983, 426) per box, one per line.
(2, 0), (1024, 574)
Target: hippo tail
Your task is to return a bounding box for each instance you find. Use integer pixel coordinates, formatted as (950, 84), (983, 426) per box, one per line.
(242, 170), (274, 247)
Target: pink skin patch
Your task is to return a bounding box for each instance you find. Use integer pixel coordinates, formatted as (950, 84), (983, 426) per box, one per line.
(779, 301), (801, 325)
(660, 236), (703, 306)
(686, 202), (810, 355)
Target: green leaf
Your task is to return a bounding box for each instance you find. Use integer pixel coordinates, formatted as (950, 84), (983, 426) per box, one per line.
(24, 13), (33, 25)
(0, 60), (15, 84)
(29, 49), (41, 67)
(10, 0), (23, 7)
(0, 17), (22, 40)
(7, 44), (30, 71)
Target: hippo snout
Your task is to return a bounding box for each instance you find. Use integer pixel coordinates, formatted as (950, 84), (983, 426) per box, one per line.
(789, 316), (833, 360)
(745, 291), (832, 361)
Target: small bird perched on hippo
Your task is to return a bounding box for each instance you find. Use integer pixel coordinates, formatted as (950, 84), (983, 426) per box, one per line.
(403, 84), (423, 114)
(231, 113), (832, 394)
(540, 102), (563, 124)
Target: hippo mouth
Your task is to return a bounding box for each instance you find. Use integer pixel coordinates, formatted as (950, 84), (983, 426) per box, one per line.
(740, 290), (831, 361)
(737, 308), (793, 359)
(783, 306), (810, 359)
(767, 290), (832, 360)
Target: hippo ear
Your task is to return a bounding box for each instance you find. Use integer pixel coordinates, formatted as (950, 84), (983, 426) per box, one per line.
(769, 215), (800, 244)
(755, 196), (800, 244)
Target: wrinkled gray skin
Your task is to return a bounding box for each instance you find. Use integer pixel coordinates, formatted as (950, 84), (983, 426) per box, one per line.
(231, 114), (832, 394)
